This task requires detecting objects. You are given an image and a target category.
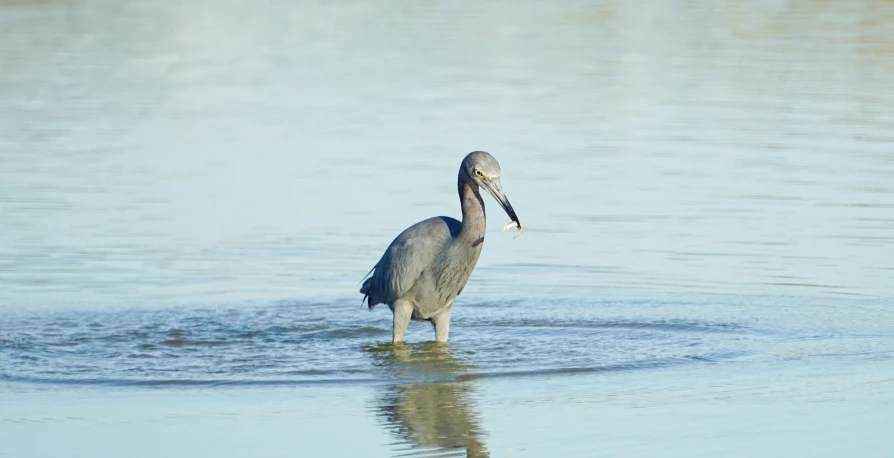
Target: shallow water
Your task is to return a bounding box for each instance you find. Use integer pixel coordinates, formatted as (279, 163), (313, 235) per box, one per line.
(2, 0), (894, 457)
(0, 297), (803, 386)
(2, 295), (893, 457)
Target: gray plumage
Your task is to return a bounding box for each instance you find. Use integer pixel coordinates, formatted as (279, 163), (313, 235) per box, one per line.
(361, 151), (521, 343)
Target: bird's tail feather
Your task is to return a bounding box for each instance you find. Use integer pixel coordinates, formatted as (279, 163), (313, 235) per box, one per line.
(360, 269), (375, 311)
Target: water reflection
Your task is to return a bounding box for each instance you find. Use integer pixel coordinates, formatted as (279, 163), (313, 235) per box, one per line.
(367, 343), (489, 458)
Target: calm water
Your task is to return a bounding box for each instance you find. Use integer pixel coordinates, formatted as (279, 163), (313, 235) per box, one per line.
(2, 0), (894, 457)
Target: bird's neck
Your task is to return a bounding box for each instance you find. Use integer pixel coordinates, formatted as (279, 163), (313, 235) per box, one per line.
(458, 179), (486, 245)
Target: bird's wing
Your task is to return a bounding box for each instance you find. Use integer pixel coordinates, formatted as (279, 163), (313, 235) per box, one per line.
(367, 217), (457, 305)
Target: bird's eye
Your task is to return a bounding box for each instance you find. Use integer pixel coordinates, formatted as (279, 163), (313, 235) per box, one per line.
(474, 169), (483, 178)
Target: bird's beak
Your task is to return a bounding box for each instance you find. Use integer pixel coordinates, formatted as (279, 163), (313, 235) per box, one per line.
(481, 179), (520, 226)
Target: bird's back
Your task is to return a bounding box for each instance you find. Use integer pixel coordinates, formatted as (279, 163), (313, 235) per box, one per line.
(361, 216), (470, 318)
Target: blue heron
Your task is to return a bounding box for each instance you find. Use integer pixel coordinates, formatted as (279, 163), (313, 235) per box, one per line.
(361, 151), (522, 343)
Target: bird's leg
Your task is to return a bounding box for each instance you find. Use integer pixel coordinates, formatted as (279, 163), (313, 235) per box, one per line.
(430, 306), (452, 343)
(392, 299), (413, 344)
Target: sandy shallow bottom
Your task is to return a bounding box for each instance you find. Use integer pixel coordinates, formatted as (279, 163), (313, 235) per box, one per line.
(4, 356), (893, 458)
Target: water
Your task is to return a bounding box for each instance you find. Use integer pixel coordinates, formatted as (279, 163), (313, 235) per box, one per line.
(2, 0), (894, 456)
(3, 296), (893, 456)
(0, 298), (776, 386)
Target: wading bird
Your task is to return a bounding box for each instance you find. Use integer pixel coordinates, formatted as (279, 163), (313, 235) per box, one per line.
(361, 151), (522, 343)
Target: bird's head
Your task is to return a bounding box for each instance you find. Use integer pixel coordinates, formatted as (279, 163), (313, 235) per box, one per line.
(461, 151), (520, 227)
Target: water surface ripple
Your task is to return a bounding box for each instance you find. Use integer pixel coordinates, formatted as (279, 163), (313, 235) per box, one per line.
(2, 296), (889, 389)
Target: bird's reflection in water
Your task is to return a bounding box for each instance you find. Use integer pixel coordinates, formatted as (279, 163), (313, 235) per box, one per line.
(365, 342), (489, 458)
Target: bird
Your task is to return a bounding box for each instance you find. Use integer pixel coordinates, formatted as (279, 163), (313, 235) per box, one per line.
(361, 151), (522, 343)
